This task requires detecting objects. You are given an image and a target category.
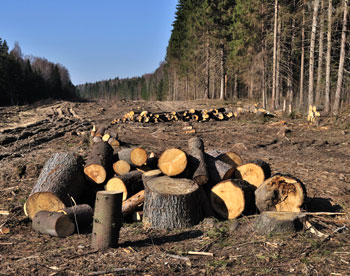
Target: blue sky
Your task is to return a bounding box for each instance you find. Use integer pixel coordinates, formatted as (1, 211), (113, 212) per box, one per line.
(0, 1), (178, 85)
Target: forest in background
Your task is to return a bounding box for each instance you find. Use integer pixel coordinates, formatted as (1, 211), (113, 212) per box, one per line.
(0, 38), (77, 106)
(78, 0), (349, 115)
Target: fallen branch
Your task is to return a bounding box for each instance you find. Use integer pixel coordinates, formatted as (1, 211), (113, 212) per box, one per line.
(187, 251), (214, 257)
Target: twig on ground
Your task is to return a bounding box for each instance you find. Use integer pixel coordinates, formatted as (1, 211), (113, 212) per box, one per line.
(187, 251), (214, 257)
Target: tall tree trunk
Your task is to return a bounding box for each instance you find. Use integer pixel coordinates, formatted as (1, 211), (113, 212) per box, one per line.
(272, 0), (279, 110)
(288, 6), (296, 115)
(299, 0), (306, 108)
(276, 16), (281, 109)
(332, 0), (348, 115)
(219, 44), (225, 100)
(234, 73), (238, 98)
(315, 0), (325, 106)
(324, 0), (332, 114)
(204, 31), (210, 99)
(308, 0), (321, 109)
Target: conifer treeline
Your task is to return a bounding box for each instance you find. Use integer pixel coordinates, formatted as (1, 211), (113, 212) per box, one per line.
(79, 0), (349, 114)
(0, 38), (77, 106)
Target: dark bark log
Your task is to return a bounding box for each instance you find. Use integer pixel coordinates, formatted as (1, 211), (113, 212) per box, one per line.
(205, 153), (236, 184)
(25, 152), (86, 219)
(91, 191), (123, 250)
(84, 142), (113, 184)
(60, 204), (93, 229)
(32, 210), (75, 237)
(143, 176), (202, 229)
(122, 190), (145, 217)
(188, 137), (208, 185)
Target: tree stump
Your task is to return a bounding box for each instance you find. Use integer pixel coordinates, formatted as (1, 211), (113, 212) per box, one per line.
(59, 204), (93, 229)
(25, 152), (86, 219)
(253, 212), (305, 235)
(91, 191), (123, 250)
(143, 176), (202, 229)
(105, 170), (143, 200)
(118, 147), (148, 167)
(158, 148), (188, 177)
(235, 160), (271, 187)
(32, 211), (75, 237)
(84, 142), (113, 184)
(122, 190), (145, 217)
(255, 174), (306, 212)
(210, 179), (256, 219)
(188, 137), (208, 185)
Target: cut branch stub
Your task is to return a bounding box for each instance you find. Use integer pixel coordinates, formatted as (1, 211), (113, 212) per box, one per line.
(210, 179), (256, 219)
(24, 152), (86, 219)
(255, 174), (306, 213)
(158, 148), (188, 177)
(143, 176), (202, 229)
(84, 142), (113, 184)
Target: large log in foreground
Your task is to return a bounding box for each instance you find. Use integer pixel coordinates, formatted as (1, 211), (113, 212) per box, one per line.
(32, 211), (75, 237)
(210, 179), (256, 219)
(84, 142), (113, 184)
(255, 174), (306, 213)
(25, 152), (86, 219)
(91, 191), (123, 250)
(143, 176), (202, 229)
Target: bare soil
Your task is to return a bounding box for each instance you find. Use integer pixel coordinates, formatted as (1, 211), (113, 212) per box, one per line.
(0, 99), (349, 276)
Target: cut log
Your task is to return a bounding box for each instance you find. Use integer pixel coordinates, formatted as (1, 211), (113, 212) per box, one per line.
(158, 148), (188, 177)
(122, 190), (145, 217)
(91, 191), (123, 250)
(143, 176), (202, 229)
(210, 179), (256, 219)
(113, 160), (131, 175)
(92, 136), (103, 144)
(95, 125), (106, 137)
(59, 204), (93, 229)
(235, 160), (271, 187)
(255, 174), (306, 213)
(84, 142), (113, 184)
(32, 210), (75, 237)
(206, 150), (243, 167)
(206, 154), (236, 184)
(253, 212), (304, 235)
(24, 152), (86, 219)
(105, 170), (143, 201)
(118, 147), (148, 167)
(108, 137), (120, 151)
(188, 137), (208, 185)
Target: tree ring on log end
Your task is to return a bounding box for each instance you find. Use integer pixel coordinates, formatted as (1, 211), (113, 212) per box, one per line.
(25, 192), (66, 219)
(105, 178), (128, 200)
(84, 164), (106, 184)
(236, 163), (265, 187)
(146, 176), (198, 195)
(158, 148), (187, 176)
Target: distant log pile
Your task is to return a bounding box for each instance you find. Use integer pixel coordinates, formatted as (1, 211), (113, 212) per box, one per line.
(25, 127), (308, 246)
(111, 106), (274, 125)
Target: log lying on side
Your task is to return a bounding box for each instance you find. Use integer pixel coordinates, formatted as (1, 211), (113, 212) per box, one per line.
(255, 174), (306, 213)
(122, 190), (145, 217)
(84, 142), (113, 184)
(118, 147), (148, 167)
(216, 151), (243, 167)
(188, 137), (208, 185)
(25, 152), (86, 219)
(206, 154), (236, 184)
(59, 204), (93, 229)
(143, 176), (202, 229)
(91, 191), (123, 250)
(105, 171), (143, 201)
(32, 211), (75, 237)
(210, 179), (256, 219)
(253, 212), (305, 235)
(235, 160), (271, 187)
(158, 148), (188, 177)
(113, 160), (131, 175)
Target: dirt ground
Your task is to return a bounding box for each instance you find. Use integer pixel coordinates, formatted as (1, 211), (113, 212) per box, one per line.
(0, 99), (349, 276)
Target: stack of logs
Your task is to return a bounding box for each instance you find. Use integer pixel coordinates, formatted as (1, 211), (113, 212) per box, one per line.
(111, 106), (274, 125)
(24, 124), (306, 240)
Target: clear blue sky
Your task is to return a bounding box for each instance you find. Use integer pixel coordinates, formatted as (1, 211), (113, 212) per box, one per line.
(0, 0), (178, 85)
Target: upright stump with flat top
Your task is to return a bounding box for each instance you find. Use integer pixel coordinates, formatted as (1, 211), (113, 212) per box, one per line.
(91, 191), (123, 250)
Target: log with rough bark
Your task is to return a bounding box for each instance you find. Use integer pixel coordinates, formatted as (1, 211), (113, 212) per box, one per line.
(188, 137), (208, 185)
(59, 204), (93, 229)
(113, 160), (131, 175)
(105, 170), (143, 200)
(253, 211), (305, 235)
(84, 142), (113, 184)
(207, 150), (243, 167)
(32, 210), (75, 237)
(255, 174), (306, 212)
(158, 148), (188, 177)
(118, 147), (148, 167)
(235, 160), (271, 187)
(206, 154), (236, 184)
(107, 137), (120, 151)
(91, 191), (123, 250)
(122, 190), (145, 217)
(143, 176), (202, 229)
(210, 179), (256, 219)
(24, 152), (86, 219)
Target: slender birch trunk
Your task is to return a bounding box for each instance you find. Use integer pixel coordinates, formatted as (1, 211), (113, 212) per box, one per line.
(299, 0), (306, 108)
(324, 0), (332, 114)
(272, 0), (278, 110)
(219, 44), (225, 100)
(315, 0), (325, 106)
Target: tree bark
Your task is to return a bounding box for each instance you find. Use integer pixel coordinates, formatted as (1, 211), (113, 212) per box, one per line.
(25, 152), (86, 219)
(315, 0), (325, 106)
(299, 0), (306, 108)
(324, 0), (332, 114)
(332, 0), (348, 115)
(91, 191), (123, 250)
(187, 137), (208, 186)
(143, 176), (202, 229)
(271, 0), (279, 110)
(122, 190), (145, 217)
(219, 43), (225, 100)
(59, 204), (93, 229)
(32, 211), (75, 237)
